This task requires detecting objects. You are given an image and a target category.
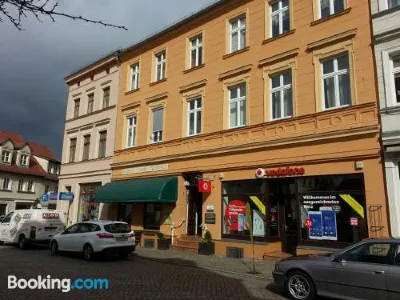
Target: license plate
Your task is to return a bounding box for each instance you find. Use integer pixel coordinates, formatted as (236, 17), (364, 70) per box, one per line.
(116, 237), (128, 241)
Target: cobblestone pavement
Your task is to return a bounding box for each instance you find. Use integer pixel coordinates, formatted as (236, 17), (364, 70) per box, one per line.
(0, 245), (288, 300)
(135, 247), (275, 279)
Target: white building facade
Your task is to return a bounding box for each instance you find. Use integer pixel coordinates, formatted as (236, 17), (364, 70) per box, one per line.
(371, 0), (400, 236)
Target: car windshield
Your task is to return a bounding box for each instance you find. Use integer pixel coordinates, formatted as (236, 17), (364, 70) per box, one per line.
(104, 223), (131, 233)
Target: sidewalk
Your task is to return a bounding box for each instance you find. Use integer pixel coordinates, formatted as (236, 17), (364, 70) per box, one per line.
(135, 247), (275, 279)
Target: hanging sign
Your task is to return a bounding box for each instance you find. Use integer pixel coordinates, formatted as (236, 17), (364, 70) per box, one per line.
(249, 196), (266, 215)
(340, 194), (365, 219)
(198, 180), (211, 193)
(224, 200), (246, 232)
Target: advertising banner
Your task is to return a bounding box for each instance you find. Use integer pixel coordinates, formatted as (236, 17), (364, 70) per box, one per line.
(252, 210), (265, 237)
(224, 200), (246, 232)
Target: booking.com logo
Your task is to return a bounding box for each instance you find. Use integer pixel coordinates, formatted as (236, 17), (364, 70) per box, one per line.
(8, 275), (109, 293)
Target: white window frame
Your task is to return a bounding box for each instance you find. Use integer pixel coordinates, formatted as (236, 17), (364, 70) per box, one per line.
(388, 0), (400, 9)
(102, 87), (110, 108)
(98, 130), (107, 158)
(18, 179), (26, 192)
(321, 55), (350, 110)
(229, 17), (246, 53)
(187, 97), (202, 136)
(130, 63), (140, 90)
(155, 52), (166, 81)
(270, 71), (293, 120)
(318, 0), (345, 18)
(190, 35), (203, 68)
(20, 154), (29, 166)
(391, 56), (400, 106)
(1, 150), (11, 163)
(152, 108), (164, 143)
(228, 84), (247, 128)
(87, 93), (94, 114)
(126, 116), (137, 148)
(1, 178), (11, 191)
(27, 180), (35, 193)
(270, 0), (290, 37)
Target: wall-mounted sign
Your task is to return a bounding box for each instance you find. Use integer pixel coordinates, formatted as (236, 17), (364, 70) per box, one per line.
(122, 164), (169, 175)
(206, 205), (214, 212)
(255, 168), (266, 178)
(205, 213), (216, 224)
(49, 192), (58, 200)
(41, 194), (49, 202)
(198, 180), (211, 193)
(255, 167), (305, 178)
(59, 192), (74, 201)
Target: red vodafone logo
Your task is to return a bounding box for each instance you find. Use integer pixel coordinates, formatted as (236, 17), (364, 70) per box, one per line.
(255, 168), (266, 178)
(198, 180), (211, 193)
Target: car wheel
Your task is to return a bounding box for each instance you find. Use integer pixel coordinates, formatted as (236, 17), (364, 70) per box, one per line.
(285, 271), (316, 300)
(18, 235), (28, 250)
(0, 241), (4, 246)
(50, 241), (58, 255)
(83, 244), (94, 261)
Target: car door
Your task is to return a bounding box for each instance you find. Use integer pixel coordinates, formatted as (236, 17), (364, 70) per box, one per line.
(58, 223), (80, 251)
(0, 212), (14, 241)
(326, 242), (391, 300)
(75, 223), (92, 251)
(387, 243), (400, 300)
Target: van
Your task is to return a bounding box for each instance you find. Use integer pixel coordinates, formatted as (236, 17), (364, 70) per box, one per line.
(0, 209), (67, 249)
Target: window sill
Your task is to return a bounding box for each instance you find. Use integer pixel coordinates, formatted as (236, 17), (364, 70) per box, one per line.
(62, 156), (113, 166)
(149, 78), (167, 87)
(372, 5), (400, 19)
(0, 190), (12, 193)
(223, 47), (250, 60)
(310, 8), (352, 26)
(183, 64), (205, 74)
(262, 29), (295, 45)
(66, 105), (116, 123)
(125, 88), (140, 96)
(17, 191), (35, 194)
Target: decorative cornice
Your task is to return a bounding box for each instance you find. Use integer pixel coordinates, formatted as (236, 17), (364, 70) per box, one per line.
(258, 48), (300, 67)
(121, 101), (141, 111)
(86, 86), (95, 93)
(146, 92), (169, 104)
(374, 27), (400, 45)
(72, 92), (81, 98)
(179, 79), (207, 93)
(307, 29), (357, 51)
(219, 64), (252, 81)
(95, 118), (111, 127)
(101, 80), (112, 86)
(65, 105), (116, 123)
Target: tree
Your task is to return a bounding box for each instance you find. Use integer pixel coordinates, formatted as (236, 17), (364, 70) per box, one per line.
(0, 0), (127, 30)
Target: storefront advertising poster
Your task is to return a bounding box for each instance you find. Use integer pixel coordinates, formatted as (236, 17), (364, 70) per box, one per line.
(253, 210), (265, 237)
(224, 200), (246, 233)
(320, 207), (338, 241)
(308, 211), (323, 240)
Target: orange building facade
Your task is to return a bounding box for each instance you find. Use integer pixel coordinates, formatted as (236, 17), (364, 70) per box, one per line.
(101, 0), (389, 258)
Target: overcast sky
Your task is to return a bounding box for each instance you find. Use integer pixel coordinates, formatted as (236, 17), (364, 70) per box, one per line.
(0, 0), (214, 159)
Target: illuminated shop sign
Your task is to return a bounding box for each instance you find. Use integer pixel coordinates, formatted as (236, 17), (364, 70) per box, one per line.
(255, 167), (305, 178)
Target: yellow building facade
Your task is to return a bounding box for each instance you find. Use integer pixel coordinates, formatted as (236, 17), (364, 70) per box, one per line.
(97, 0), (390, 258)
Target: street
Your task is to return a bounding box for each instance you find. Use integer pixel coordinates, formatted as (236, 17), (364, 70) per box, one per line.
(0, 245), (287, 300)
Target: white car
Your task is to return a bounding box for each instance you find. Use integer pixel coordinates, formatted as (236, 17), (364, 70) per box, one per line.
(50, 220), (135, 260)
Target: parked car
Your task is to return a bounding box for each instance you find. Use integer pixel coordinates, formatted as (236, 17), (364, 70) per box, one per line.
(273, 238), (400, 300)
(0, 209), (66, 248)
(50, 220), (135, 260)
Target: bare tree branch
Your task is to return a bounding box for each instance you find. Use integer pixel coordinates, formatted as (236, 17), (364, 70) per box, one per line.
(0, 0), (127, 30)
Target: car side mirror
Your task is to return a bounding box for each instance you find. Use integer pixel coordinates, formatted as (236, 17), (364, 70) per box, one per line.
(332, 255), (343, 263)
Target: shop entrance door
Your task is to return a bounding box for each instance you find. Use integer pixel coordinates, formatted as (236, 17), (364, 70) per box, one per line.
(187, 187), (202, 236)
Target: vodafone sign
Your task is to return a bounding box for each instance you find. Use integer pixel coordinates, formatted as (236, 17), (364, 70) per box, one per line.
(198, 180), (212, 193)
(255, 167), (305, 178)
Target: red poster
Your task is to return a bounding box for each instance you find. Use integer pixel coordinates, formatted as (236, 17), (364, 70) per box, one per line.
(224, 200), (246, 232)
(304, 219), (313, 228)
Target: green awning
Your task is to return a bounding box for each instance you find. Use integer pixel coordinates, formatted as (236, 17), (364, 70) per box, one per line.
(95, 176), (178, 203)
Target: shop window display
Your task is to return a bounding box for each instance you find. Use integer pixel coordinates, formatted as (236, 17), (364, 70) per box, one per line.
(78, 183), (101, 221)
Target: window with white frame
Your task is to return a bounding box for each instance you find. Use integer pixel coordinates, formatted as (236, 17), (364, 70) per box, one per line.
(20, 154), (29, 166)
(392, 55), (400, 105)
(271, 70), (293, 119)
(87, 93), (94, 114)
(130, 63), (140, 90)
(230, 17), (246, 53)
(322, 54), (351, 109)
(229, 83), (247, 128)
(102, 87), (110, 108)
(389, 0), (400, 9)
(319, 0), (345, 19)
(82, 135), (90, 161)
(69, 138), (77, 163)
(27, 180), (35, 192)
(126, 116), (137, 148)
(271, 0), (290, 37)
(1, 178), (11, 191)
(98, 131), (107, 158)
(190, 35), (203, 68)
(18, 179), (25, 191)
(155, 52), (166, 81)
(188, 97), (202, 136)
(1, 150), (11, 163)
(74, 99), (80, 118)
(152, 108), (164, 143)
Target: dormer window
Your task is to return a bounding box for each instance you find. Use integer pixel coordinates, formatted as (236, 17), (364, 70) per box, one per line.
(1, 150), (11, 164)
(20, 154), (29, 166)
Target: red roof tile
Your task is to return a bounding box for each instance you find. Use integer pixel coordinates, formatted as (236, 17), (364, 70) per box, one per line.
(27, 142), (57, 161)
(0, 130), (25, 147)
(0, 157), (58, 182)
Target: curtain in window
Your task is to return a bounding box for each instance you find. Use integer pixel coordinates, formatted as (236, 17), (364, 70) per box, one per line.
(230, 101), (238, 127)
(282, 5), (290, 33)
(272, 14), (280, 37)
(231, 31), (239, 52)
(189, 112), (195, 135)
(239, 100), (246, 126)
(338, 73), (351, 106)
(196, 110), (202, 134)
(324, 77), (336, 109)
(272, 91), (281, 119)
(153, 109), (163, 132)
(320, 0), (330, 17)
(283, 88), (293, 117)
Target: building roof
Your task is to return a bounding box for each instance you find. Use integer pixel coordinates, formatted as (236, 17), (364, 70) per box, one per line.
(27, 142), (58, 161)
(0, 130), (25, 147)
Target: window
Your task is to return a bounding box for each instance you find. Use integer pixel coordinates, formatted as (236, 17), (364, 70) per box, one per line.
(188, 97), (202, 136)
(20, 154), (29, 166)
(322, 54), (351, 109)
(2, 212), (14, 223)
(271, 0), (290, 37)
(230, 17), (246, 53)
(82, 135), (90, 161)
(78, 183), (101, 221)
(98, 131), (107, 158)
(27, 180), (35, 193)
(69, 138), (77, 163)
(18, 179), (25, 192)
(229, 83), (247, 128)
(389, 0), (400, 9)
(1, 150), (11, 163)
(130, 63), (140, 90)
(392, 56), (400, 104)
(190, 35), (203, 68)
(44, 185), (49, 194)
(87, 93), (94, 114)
(144, 203), (161, 230)
(319, 0), (345, 19)
(222, 181), (266, 241)
(74, 99), (80, 118)
(271, 70), (293, 119)
(126, 116), (137, 148)
(102, 87), (110, 108)
(65, 223), (79, 234)
(395, 244), (400, 265)
(1, 178), (11, 191)
(341, 243), (393, 265)
(152, 108), (164, 143)
(155, 52), (166, 81)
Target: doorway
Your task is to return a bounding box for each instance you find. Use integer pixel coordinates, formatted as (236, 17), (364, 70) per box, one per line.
(184, 173), (203, 237)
